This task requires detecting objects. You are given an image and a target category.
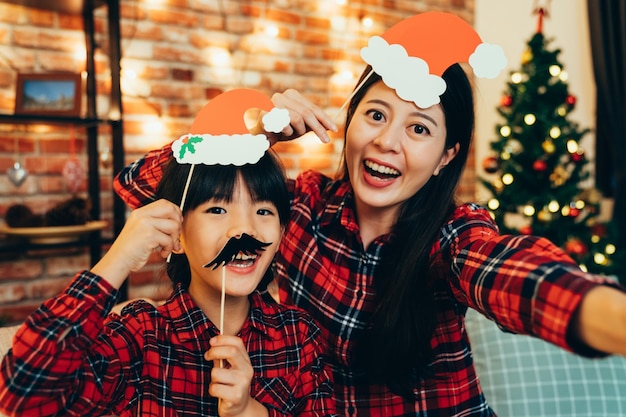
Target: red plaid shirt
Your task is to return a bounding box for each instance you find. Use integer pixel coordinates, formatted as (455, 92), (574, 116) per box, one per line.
(0, 271), (337, 417)
(111, 145), (618, 416)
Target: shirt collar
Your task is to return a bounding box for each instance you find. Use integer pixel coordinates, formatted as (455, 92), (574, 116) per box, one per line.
(160, 284), (282, 343)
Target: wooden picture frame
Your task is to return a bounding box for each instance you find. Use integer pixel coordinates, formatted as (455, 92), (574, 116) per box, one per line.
(14, 73), (82, 117)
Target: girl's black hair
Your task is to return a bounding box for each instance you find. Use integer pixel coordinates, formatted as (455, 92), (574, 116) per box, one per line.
(346, 64), (474, 397)
(156, 149), (290, 290)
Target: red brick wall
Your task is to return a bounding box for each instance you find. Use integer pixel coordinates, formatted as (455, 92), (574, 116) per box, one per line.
(0, 0), (475, 324)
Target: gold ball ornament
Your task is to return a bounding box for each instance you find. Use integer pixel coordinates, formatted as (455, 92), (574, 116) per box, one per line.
(521, 49), (533, 64)
(542, 140), (556, 154)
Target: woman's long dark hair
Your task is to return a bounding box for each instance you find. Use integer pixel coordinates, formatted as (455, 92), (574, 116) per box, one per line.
(156, 150), (290, 289)
(346, 64), (474, 397)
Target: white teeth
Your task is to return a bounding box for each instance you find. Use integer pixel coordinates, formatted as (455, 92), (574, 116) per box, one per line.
(364, 160), (400, 176)
(233, 253), (256, 261)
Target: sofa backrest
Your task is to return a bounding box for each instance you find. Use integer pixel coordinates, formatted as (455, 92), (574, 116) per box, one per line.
(465, 308), (626, 416)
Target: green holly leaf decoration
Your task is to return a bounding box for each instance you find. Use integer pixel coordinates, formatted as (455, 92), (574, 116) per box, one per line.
(179, 135), (203, 160)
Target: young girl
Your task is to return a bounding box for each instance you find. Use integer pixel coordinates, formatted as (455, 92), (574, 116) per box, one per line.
(112, 13), (626, 417)
(0, 94), (337, 417)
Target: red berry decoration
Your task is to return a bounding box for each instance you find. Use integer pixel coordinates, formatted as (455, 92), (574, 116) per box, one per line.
(533, 159), (547, 171)
(565, 94), (577, 106)
(482, 155), (499, 174)
(500, 95), (513, 107)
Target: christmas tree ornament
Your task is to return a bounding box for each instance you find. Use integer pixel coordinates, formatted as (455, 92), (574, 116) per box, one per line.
(500, 95), (513, 107)
(565, 237), (587, 256)
(542, 139), (555, 154)
(519, 225), (532, 235)
(533, 159), (547, 172)
(571, 151), (584, 162)
(506, 139), (523, 154)
(7, 134), (28, 187)
(565, 94), (577, 106)
(482, 155), (499, 173)
(62, 127), (86, 193)
(537, 209), (552, 222)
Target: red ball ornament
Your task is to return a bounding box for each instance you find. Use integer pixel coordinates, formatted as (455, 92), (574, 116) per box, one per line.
(591, 223), (607, 237)
(533, 160), (547, 172)
(565, 237), (587, 256)
(519, 225), (532, 235)
(566, 94), (577, 106)
(569, 208), (580, 217)
(482, 155), (499, 174)
(500, 95), (513, 107)
(571, 151), (584, 162)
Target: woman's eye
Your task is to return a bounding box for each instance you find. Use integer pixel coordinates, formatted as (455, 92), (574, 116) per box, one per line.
(412, 124), (430, 135)
(366, 110), (384, 122)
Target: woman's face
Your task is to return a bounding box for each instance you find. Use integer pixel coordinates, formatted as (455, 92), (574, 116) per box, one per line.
(180, 176), (282, 301)
(345, 81), (458, 219)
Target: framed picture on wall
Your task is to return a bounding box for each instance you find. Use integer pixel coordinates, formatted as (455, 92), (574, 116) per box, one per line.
(14, 73), (82, 117)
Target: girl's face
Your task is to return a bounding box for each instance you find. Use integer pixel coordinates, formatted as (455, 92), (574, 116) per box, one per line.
(345, 81), (458, 219)
(180, 176), (282, 301)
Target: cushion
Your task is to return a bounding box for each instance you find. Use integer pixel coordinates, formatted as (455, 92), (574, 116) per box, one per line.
(0, 325), (20, 359)
(465, 308), (626, 416)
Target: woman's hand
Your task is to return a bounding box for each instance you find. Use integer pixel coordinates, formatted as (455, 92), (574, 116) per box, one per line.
(90, 199), (183, 289)
(250, 89), (338, 145)
(205, 335), (269, 417)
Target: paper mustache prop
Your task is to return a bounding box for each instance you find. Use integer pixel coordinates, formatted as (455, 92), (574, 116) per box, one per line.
(203, 233), (272, 270)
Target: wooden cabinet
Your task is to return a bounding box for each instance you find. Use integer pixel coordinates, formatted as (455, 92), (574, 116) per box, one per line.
(0, 0), (125, 267)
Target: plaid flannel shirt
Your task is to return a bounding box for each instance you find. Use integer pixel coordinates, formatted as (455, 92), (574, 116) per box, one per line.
(0, 271), (337, 417)
(111, 144), (618, 416)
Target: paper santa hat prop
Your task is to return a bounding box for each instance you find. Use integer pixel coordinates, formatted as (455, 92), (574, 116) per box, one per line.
(172, 88), (290, 166)
(360, 11), (507, 108)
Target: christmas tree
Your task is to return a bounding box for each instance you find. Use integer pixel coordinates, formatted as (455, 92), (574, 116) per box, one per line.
(480, 8), (623, 278)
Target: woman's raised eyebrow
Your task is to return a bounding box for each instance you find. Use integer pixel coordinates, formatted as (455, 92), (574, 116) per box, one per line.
(366, 99), (438, 127)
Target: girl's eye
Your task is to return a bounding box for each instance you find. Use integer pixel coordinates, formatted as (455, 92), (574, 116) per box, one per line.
(206, 207), (226, 214)
(257, 208), (275, 216)
(366, 109), (385, 122)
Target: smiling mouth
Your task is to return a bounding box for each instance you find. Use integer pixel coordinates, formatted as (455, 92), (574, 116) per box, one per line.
(363, 160), (401, 179)
(226, 252), (258, 268)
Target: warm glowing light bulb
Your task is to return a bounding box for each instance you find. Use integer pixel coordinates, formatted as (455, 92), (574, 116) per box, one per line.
(500, 125), (511, 137)
(549, 65), (561, 76)
(502, 173), (514, 185)
(594, 253), (608, 265)
(361, 16), (373, 28)
(567, 140), (579, 153)
(511, 72), (523, 83)
(606, 244), (616, 255)
(549, 127), (561, 138)
(524, 114), (536, 125)
(548, 200), (560, 213)
(523, 205), (536, 216)
(488, 198), (500, 210)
